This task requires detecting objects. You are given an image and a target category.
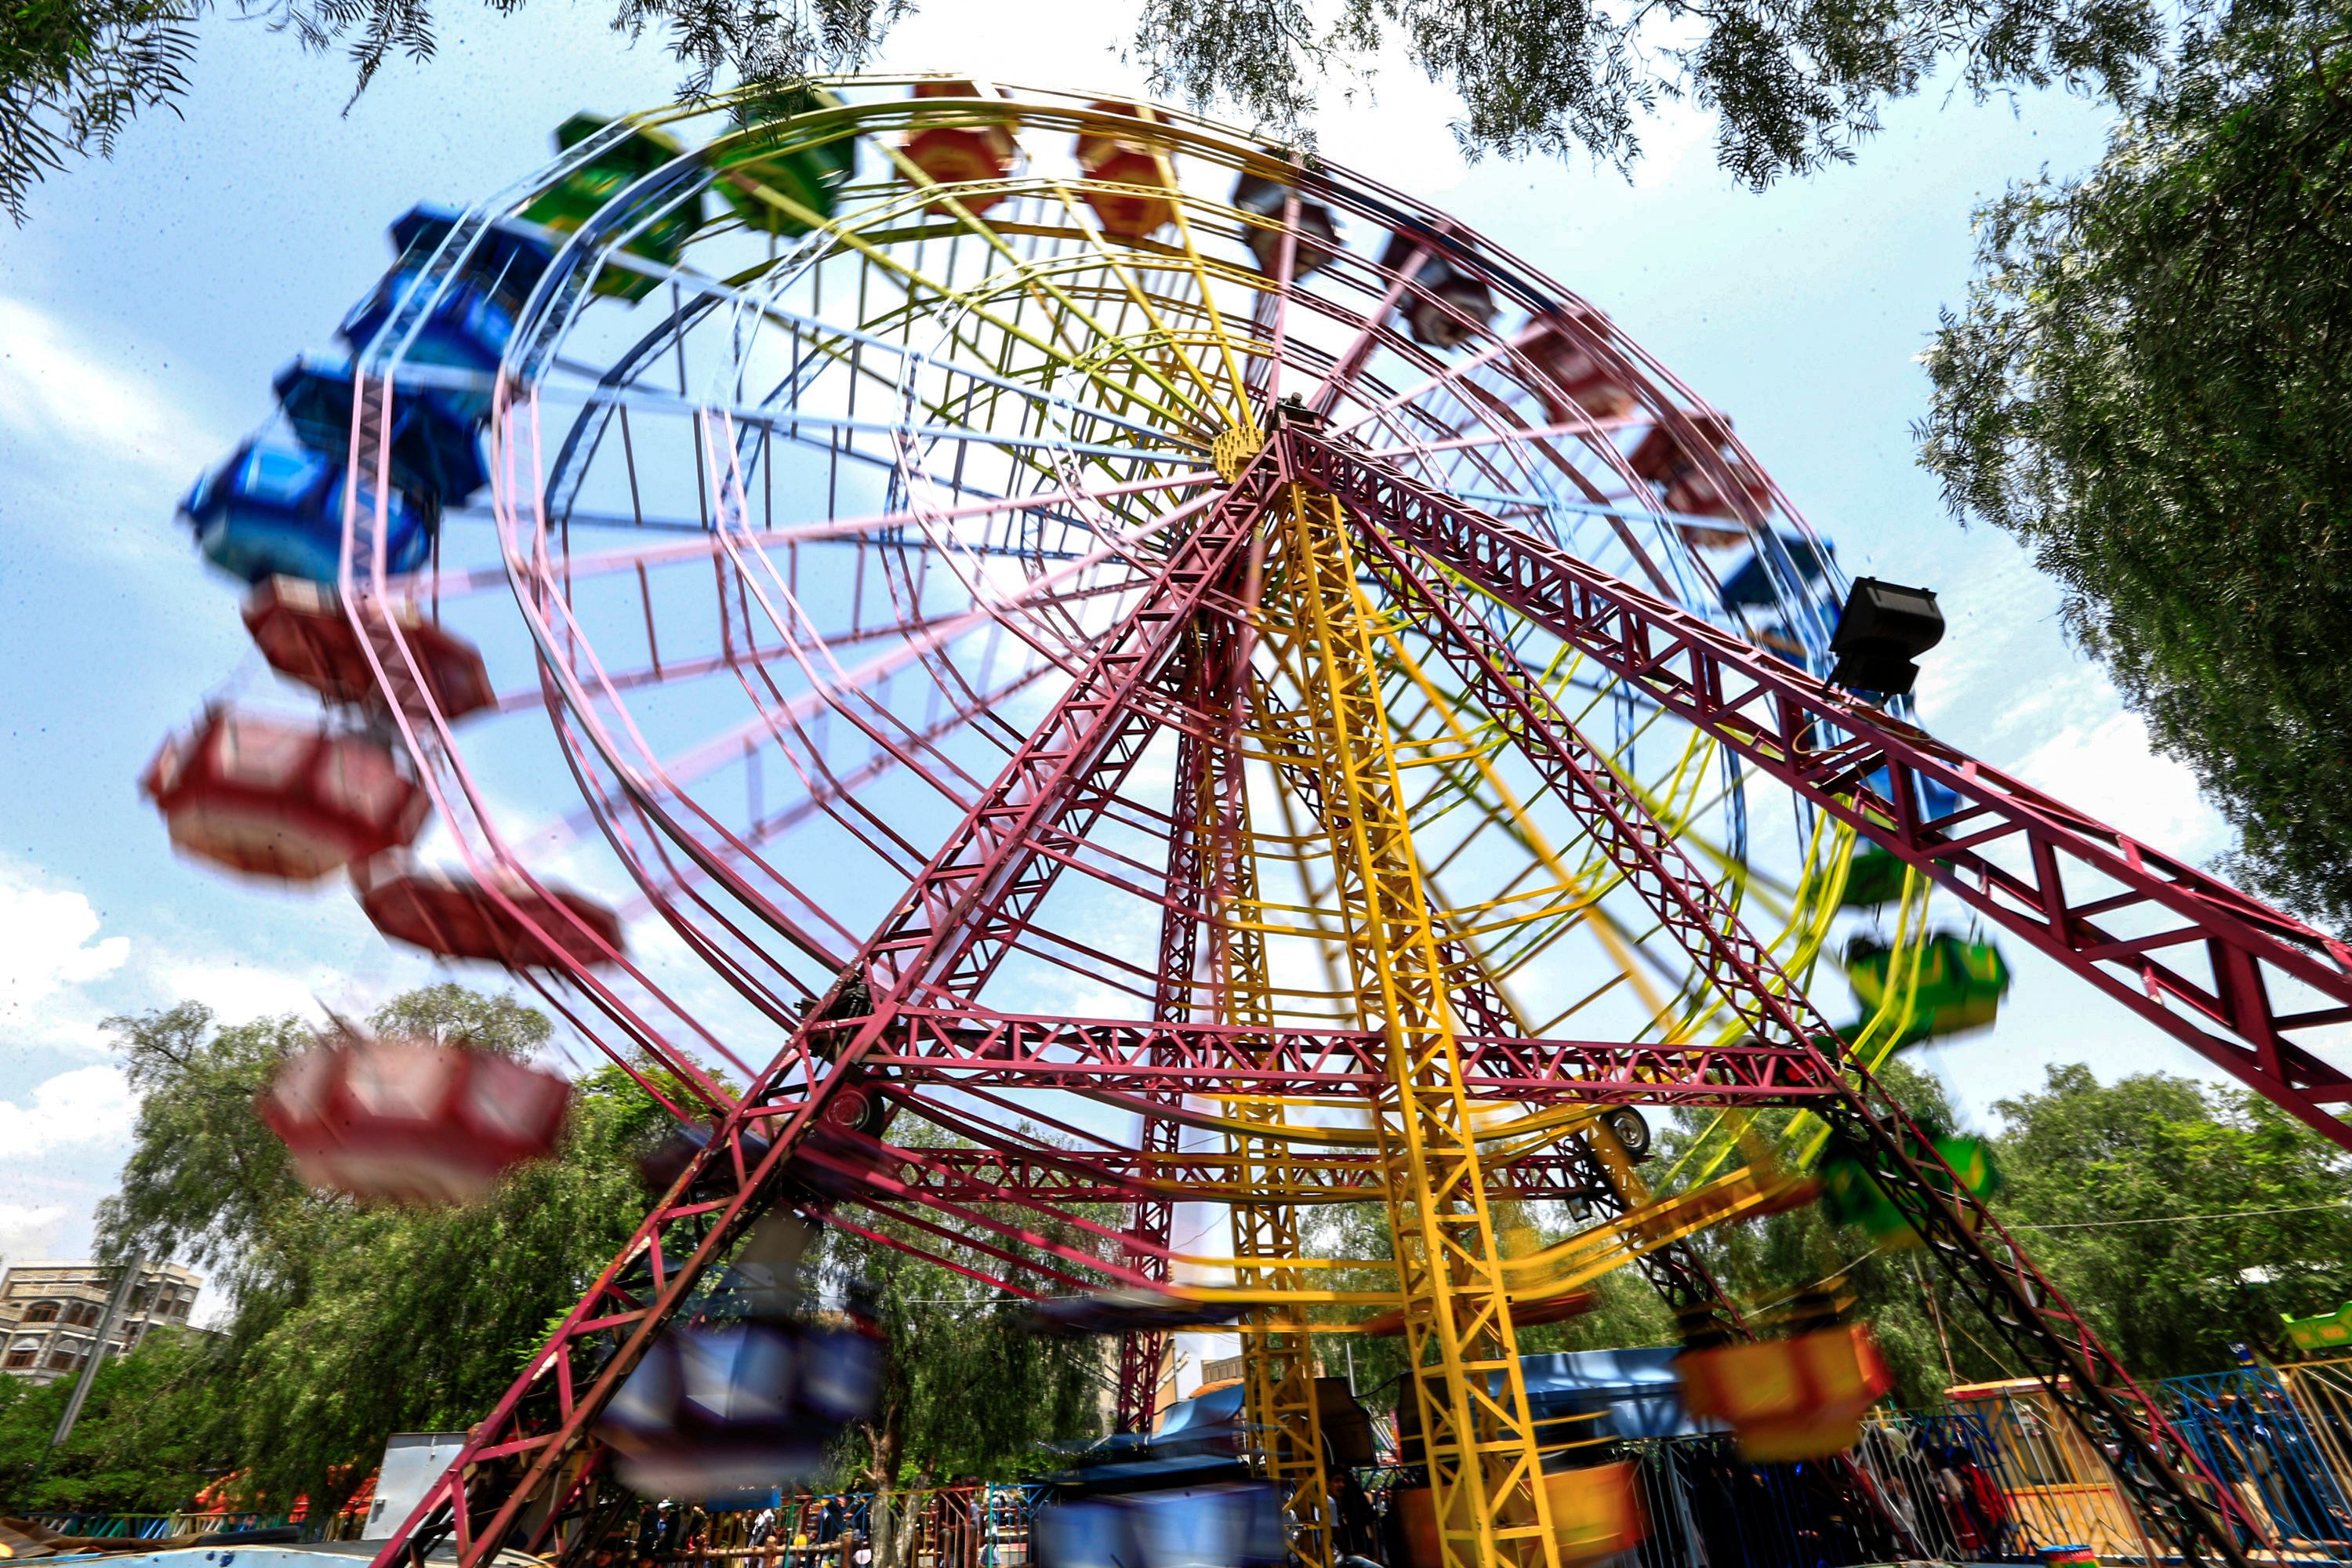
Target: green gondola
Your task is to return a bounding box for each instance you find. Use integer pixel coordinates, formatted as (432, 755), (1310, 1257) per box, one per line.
(2282, 1302), (2352, 1355)
(521, 114), (705, 302)
(1818, 1128), (2002, 1250)
(1846, 930), (2012, 1039)
(1838, 846), (1911, 909)
(710, 87), (858, 237)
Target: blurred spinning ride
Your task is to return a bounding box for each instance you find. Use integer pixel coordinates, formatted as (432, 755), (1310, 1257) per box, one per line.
(140, 75), (2352, 1568)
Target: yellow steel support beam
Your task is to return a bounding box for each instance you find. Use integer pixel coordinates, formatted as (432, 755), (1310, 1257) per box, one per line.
(1264, 481), (1560, 1568)
(1174, 610), (1334, 1568)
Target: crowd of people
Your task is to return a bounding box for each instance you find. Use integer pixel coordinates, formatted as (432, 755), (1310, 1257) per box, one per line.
(601, 1483), (1037, 1568)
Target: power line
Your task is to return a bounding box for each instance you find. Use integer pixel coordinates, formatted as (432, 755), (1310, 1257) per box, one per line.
(2006, 1199), (2352, 1232)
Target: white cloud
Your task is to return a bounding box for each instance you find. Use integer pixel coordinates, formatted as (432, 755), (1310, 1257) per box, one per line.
(0, 1065), (136, 1162)
(146, 954), (338, 1028)
(0, 1202), (72, 1261)
(0, 858), (131, 1051)
(2013, 703), (2229, 861)
(0, 295), (220, 481)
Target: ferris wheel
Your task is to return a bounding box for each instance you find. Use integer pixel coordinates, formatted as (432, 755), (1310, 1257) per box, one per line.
(143, 75), (2352, 1568)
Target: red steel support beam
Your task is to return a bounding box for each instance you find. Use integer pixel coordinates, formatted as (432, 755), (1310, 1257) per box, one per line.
(821, 1006), (1844, 1103)
(1287, 430), (2352, 1142)
(371, 452), (1284, 1568)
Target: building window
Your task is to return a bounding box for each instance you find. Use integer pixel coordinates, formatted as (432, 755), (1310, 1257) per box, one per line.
(21, 1302), (58, 1324)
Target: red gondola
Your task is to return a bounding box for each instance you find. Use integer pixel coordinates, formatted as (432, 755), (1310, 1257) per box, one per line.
(1075, 102), (1178, 241)
(258, 1034), (572, 1204)
(243, 576), (495, 720)
(903, 81), (1018, 215)
(354, 858), (625, 969)
(1381, 233), (1496, 350)
(141, 709), (429, 883)
(1231, 166), (1341, 279)
(1523, 307), (1638, 427)
(1627, 412), (1770, 547)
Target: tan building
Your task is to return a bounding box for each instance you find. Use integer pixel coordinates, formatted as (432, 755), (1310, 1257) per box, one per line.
(0, 1260), (203, 1385)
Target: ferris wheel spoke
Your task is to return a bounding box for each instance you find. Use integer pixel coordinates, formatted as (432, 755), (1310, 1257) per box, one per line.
(503, 465), (1223, 949)
(1298, 253), (1422, 417)
(1356, 391), (1614, 519)
(842, 248), (1196, 446)
(608, 659), (1060, 921)
(1018, 140), (1256, 427)
(790, 179), (1228, 436)
(1367, 413), (1652, 460)
(844, 165), (1203, 419)
(1352, 543), (1730, 1039)
(1331, 327), (1535, 435)
(482, 596), (1025, 722)
(528, 582), (1124, 871)
(496, 510), (1160, 953)
(546, 702), (869, 989)
(419, 470), (1214, 597)
(548, 376), (1200, 470)
(713, 281), (1204, 456)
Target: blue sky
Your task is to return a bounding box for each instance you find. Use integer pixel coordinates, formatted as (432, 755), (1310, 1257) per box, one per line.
(0, 4), (2239, 1293)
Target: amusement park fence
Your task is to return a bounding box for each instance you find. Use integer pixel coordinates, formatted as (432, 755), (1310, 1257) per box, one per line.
(610, 1363), (2352, 1568)
(30, 1359), (2352, 1566)
(620, 1484), (1050, 1568)
(11, 1508), (368, 1541)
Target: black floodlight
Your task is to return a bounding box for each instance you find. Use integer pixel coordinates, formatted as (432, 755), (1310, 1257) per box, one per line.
(1828, 577), (1944, 698)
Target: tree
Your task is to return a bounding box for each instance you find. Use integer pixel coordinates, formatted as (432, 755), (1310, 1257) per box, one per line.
(1, 0), (196, 221)
(0, 1329), (235, 1512)
(1918, 2), (2352, 935)
(5, 0), (2188, 223)
(1988, 1062), (2352, 1377)
(810, 1130), (1109, 1568)
(86, 987), (1110, 1530)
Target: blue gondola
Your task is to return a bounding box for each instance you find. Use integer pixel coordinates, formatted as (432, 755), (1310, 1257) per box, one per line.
(1720, 531), (1835, 611)
(1033, 1447), (1287, 1568)
(274, 357), (489, 506)
(339, 205), (555, 419)
(180, 441), (434, 584)
(1859, 764), (1962, 824)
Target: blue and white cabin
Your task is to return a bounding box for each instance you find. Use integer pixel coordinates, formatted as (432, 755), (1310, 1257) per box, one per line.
(339, 205), (556, 421)
(180, 440), (434, 585)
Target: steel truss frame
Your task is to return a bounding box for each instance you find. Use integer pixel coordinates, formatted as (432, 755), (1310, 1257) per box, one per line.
(368, 421), (2352, 1568)
(1265, 479), (1556, 1568)
(1294, 429), (2325, 1568)
(1284, 434), (2352, 1146)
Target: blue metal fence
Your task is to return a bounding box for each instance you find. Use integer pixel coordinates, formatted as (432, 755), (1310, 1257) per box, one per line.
(2164, 1368), (2352, 1557)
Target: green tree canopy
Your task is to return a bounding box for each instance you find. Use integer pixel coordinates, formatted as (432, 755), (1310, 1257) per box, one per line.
(0, 1328), (235, 1512)
(5, 0), (2194, 220)
(1682, 1058), (2352, 1394)
(0, 0), (195, 220)
(1919, 3), (2352, 935)
(1988, 1061), (2352, 1376)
